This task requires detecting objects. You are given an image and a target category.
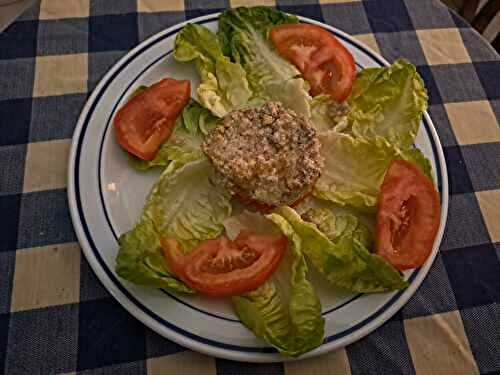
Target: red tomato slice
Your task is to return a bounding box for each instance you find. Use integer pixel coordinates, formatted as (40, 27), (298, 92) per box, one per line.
(161, 232), (288, 297)
(376, 160), (441, 270)
(114, 78), (191, 161)
(269, 24), (355, 102)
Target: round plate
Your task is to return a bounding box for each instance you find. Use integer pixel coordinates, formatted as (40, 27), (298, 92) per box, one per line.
(67, 13), (449, 362)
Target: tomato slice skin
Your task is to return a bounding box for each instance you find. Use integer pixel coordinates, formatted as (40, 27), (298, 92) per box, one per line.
(161, 232), (287, 297)
(114, 78), (191, 161)
(376, 160), (441, 270)
(269, 24), (355, 102)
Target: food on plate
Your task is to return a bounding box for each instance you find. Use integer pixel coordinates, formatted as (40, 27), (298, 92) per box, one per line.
(269, 23), (356, 102)
(202, 101), (323, 207)
(376, 159), (441, 270)
(161, 231), (287, 297)
(114, 6), (442, 357)
(114, 78), (191, 160)
(174, 23), (251, 117)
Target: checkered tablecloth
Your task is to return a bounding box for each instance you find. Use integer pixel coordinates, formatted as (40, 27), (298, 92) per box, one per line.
(0, 0), (499, 374)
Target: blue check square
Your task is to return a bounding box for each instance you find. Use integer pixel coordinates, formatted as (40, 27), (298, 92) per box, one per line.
(0, 252), (15, 313)
(138, 12), (186, 43)
(474, 61), (500, 100)
(17, 189), (76, 249)
(0, 20), (38, 60)
(4, 304), (79, 374)
(402, 253), (458, 319)
(29, 94), (87, 142)
(431, 64), (487, 103)
(216, 358), (284, 375)
(77, 298), (147, 370)
(89, 13), (139, 53)
(460, 304), (500, 374)
(346, 319), (414, 374)
(442, 243), (500, 309)
(443, 146), (474, 195)
(0, 194), (21, 252)
(440, 193), (490, 251)
(321, 2), (372, 35)
(0, 99), (32, 146)
(277, 3), (325, 23)
(363, 0), (414, 33)
(375, 31), (427, 65)
(0, 144), (26, 196)
(404, 0), (456, 30)
(0, 59), (36, 101)
(416, 65), (443, 105)
(462, 142), (500, 191)
(37, 19), (89, 56)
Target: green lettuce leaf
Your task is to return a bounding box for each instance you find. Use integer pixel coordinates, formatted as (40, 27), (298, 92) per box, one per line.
(128, 100), (216, 170)
(302, 208), (372, 250)
(116, 217), (194, 293)
(314, 132), (433, 211)
(347, 59), (428, 149)
(174, 23), (251, 117)
(143, 159), (232, 251)
(233, 213), (324, 357)
(218, 7), (312, 117)
(274, 206), (408, 293)
(310, 95), (349, 133)
(116, 158), (232, 291)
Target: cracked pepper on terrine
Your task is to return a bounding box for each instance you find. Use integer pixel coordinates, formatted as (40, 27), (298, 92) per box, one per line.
(202, 101), (324, 207)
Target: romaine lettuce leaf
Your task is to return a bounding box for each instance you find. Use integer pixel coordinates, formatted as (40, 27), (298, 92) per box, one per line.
(174, 23), (251, 117)
(311, 95), (349, 133)
(314, 132), (432, 211)
(116, 217), (194, 293)
(116, 158), (232, 291)
(218, 7), (312, 117)
(233, 213), (324, 357)
(302, 208), (372, 250)
(274, 206), (408, 293)
(143, 159), (232, 251)
(348, 59), (428, 149)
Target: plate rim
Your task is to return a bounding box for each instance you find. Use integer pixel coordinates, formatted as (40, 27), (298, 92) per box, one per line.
(67, 12), (449, 363)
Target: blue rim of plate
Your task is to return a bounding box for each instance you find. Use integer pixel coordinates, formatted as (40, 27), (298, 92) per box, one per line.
(70, 14), (445, 356)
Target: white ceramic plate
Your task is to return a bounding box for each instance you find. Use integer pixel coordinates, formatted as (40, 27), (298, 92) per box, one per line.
(67, 13), (449, 362)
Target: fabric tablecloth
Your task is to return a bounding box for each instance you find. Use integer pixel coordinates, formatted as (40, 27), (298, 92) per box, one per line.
(0, 0), (499, 374)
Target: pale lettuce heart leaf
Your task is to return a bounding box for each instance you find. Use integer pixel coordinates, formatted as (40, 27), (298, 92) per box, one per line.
(311, 95), (349, 133)
(302, 207), (373, 250)
(218, 7), (312, 118)
(233, 213), (324, 357)
(116, 158), (232, 291)
(128, 100), (217, 171)
(274, 206), (408, 293)
(222, 210), (280, 240)
(348, 59), (428, 149)
(314, 132), (433, 211)
(174, 23), (251, 117)
(143, 158), (232, 251)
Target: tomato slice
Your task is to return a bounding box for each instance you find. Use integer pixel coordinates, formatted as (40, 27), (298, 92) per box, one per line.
(161, 232), (288, 297)
(269, 24), (355, 102)
(376, 160), (441, 270)
(114, 78), (191, 161)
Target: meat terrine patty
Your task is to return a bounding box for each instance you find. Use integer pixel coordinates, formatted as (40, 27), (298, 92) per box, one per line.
(202, 101), (324, 206)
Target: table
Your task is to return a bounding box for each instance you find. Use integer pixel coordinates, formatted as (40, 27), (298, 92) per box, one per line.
(0, 0), (498, 374)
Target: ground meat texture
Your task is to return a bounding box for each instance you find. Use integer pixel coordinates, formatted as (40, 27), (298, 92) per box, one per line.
(202, 102), (324, 206)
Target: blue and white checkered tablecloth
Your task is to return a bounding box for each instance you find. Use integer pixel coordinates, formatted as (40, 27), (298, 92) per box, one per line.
(0, 0), (499, 374)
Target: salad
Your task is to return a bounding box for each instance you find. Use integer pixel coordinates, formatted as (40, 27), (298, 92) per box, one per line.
(114, 7), (441, 357)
